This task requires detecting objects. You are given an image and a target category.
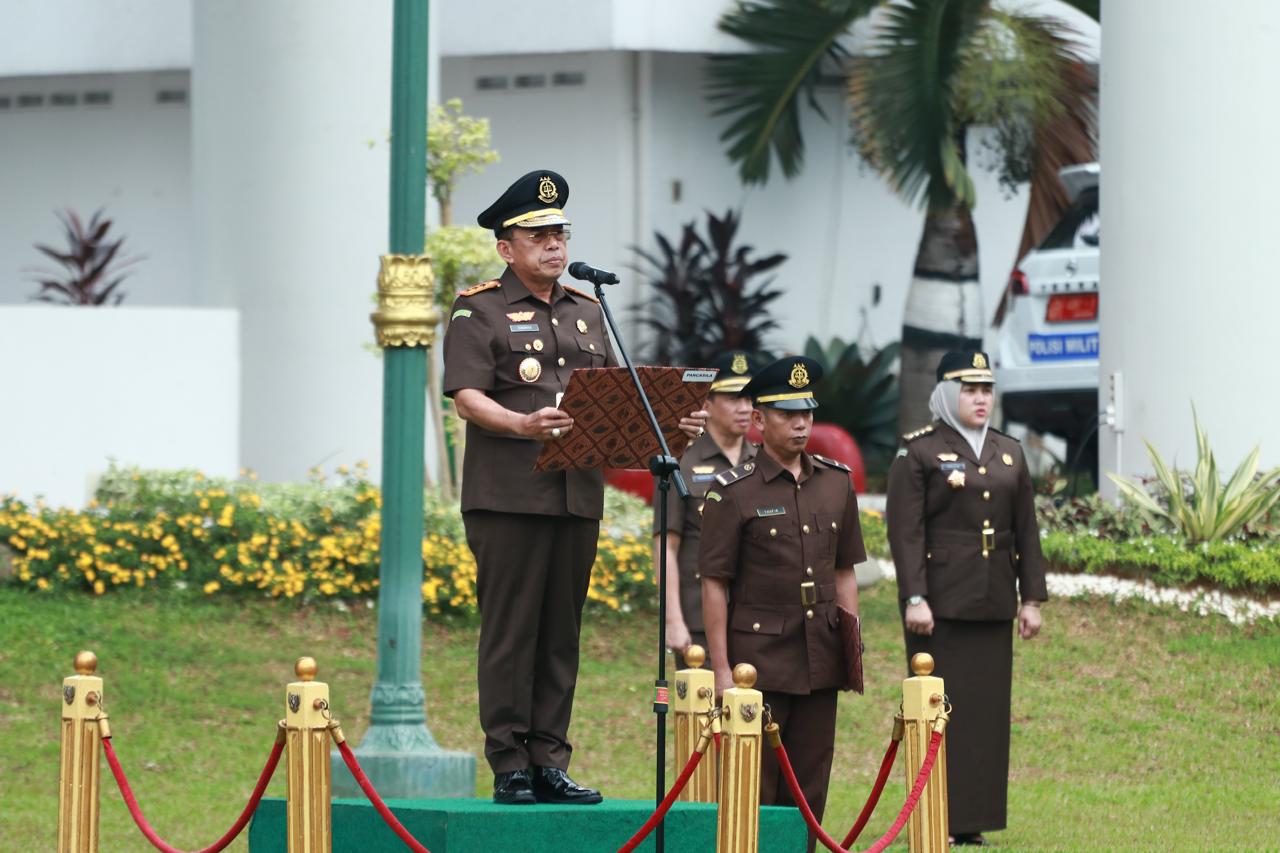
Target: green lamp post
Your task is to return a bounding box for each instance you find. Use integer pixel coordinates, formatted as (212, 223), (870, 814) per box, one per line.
(331, 0), (476, 799)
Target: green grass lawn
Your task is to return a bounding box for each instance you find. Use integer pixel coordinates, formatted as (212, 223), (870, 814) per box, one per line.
(1, 582), (1277, 852)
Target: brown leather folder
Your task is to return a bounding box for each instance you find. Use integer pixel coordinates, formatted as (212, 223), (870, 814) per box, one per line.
(838, 605), (865, 694)
(533, 366), (715, 472)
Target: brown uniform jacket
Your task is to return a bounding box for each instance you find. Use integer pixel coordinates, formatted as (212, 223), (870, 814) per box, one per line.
(442, 266), (618, 519)
(886, 422), (1048, 620)
(698, 451), (866, 695)
(653, 436), (759, 633)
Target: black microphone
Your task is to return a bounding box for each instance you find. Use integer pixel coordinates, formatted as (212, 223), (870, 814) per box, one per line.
(567, 261), (620, 286)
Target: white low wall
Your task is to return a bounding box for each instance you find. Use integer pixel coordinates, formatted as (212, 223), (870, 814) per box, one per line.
(0, 306), (239, 508)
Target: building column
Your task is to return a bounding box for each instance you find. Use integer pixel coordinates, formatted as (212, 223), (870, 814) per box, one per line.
(192, 0), (393, 482)
(1099, 0), (1280, 493)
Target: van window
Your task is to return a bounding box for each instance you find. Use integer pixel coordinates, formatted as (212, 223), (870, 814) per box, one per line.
(1039, 187), (1099, 250)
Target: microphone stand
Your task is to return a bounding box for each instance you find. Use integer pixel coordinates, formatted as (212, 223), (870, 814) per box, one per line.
(593, 277), (687, 853)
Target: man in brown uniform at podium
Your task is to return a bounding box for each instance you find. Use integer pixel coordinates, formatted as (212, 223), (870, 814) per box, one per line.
(443, 169), (708, 806)
(698, 355), (864, 852)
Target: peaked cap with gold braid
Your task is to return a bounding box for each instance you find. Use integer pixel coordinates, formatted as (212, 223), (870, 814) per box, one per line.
(477, 169), (570, 236)
(741, 355), (823, 411)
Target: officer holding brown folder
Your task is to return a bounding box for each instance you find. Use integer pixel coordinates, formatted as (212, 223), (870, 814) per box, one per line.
(697, 355), (865, 851)
(443, 169), (708, 807)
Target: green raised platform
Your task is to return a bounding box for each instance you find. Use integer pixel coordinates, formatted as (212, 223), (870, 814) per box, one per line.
(248, 797), (809, 852)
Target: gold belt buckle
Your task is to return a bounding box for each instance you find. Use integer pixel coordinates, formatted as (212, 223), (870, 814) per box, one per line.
(800, 581), (817, 606)
(982, 527), (996, 556)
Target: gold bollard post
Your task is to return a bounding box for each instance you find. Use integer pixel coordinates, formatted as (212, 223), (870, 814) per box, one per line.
(673, 644), (719, 802)
(285, 657), (332, 853)
(902, 653), (949, 853)
(716, 663), (763, 853)
(58, 651), (104, 853)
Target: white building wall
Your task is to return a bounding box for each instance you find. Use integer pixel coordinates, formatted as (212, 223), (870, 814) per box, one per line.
(2, 0), (191, 77)
(0, 71), (193, 306)
(192, 0), (394, 483)
(0, 307), (238, 508)
(443, 51), (1031, 357)
(1099, 0), (1280, 490)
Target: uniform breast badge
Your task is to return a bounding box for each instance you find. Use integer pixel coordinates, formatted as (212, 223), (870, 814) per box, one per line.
(519, 357), (542, 383)
(947, 469), (966, 489)
(576, 318), (588, 334)
(1002, 452), (1014, 466)
(937, 453), (959, 462)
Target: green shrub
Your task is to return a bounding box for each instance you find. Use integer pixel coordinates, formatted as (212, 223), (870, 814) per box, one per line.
(1107, 408), (1280, 543)
(1041, 532), (1280, 594)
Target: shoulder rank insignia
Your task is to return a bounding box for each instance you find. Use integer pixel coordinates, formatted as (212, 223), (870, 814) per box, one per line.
(813, 454), (850, 472)
(901, 423), (935, 442)
(562, 284), (600, 303)
(459, 279), (501, 297)
(987, 425), (1020, 441)
(714, 460), (756, 487)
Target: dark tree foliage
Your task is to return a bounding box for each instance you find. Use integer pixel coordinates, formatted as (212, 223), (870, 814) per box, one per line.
(804, 337), (902, 474)
(26, 209), (142, 306)
(633, 209), (786, 367)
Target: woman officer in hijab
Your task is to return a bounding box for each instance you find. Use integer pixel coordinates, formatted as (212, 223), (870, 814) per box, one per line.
(885, 351), (1048, 847)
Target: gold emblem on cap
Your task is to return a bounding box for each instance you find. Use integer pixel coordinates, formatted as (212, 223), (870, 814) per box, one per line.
(1003, 452), (1014, 466)
(518, 357), (542, 383)
(538, 176), (558, 204)
(732, 353), (748, 375)
(576, 319), (588, 334)
(973, 352), (988, 369)
(789, 362), (809, 389)
(507, 311), (535, 322)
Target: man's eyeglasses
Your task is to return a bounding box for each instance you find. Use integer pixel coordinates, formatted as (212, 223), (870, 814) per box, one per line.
(513, 228), (571, 246)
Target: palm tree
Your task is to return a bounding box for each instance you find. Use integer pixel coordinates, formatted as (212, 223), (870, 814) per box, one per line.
(708, 0), (1099, 434)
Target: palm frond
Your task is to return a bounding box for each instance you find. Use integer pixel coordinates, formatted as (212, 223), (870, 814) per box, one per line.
(850, 0), (990, 210)
(708, 0), (877, 184)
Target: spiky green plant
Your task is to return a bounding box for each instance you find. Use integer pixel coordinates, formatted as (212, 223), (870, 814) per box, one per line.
(1107, 409), (1280, 543)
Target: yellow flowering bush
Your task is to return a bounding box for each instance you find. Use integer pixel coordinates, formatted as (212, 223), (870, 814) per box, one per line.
(0, 464), (661, 616)
(0, 465), (891, 613)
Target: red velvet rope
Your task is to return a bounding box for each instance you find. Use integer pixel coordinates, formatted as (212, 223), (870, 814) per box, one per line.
(775, 730), (944, 853)
(101, 734), (284, 853)
(616, 745), (706, 853)
(335, 739), (432, 853)
(841, 739), (900, 848)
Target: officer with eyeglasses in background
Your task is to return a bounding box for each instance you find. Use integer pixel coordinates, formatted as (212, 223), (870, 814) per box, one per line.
(442, 169), (708, 806)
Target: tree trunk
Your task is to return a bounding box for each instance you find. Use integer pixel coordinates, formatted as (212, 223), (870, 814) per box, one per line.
(897, 202), (983, 436)
(426, 351), (454, 500)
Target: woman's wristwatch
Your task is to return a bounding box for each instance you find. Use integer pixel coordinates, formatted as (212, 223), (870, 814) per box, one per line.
(907, 595), (926, 606)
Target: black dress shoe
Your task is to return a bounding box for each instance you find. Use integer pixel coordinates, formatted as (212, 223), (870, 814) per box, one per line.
(530, 766), (603, 804)
(951, 833), (988, 846)
(493, 770), (537, 805)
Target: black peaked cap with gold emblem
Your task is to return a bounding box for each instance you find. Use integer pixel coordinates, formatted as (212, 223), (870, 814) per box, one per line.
(742, 355), (823, 411)
(477, 169), (570, 236)
(708, 351), (763, 395)
(936, 350), (995, 384)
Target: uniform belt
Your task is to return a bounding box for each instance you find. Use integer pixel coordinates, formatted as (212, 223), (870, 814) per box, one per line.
(737, 582), (837, 606)
(927, 528), (1015, 550)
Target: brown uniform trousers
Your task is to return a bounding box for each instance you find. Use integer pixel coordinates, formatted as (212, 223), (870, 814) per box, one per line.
(653, 433), (758, 668)
(443, 266), (617, 774)
(886, 421), (1048, 835)
(699, 451), (865, 851)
